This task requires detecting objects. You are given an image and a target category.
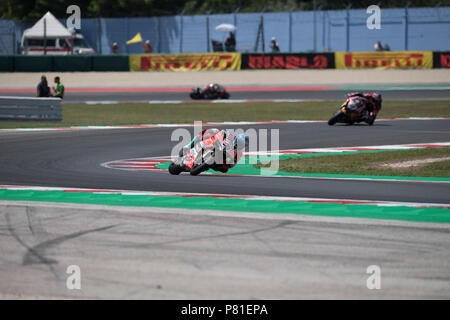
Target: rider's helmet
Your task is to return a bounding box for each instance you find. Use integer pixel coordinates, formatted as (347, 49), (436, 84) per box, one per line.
(235, 133), (248, 150)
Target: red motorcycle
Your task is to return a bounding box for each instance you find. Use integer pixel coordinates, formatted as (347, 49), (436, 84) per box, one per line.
(190, 83), (230, 100)
(169, 130), (226, 176)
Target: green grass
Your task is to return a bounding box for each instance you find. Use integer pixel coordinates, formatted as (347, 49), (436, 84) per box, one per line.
(1, 99), (450, 128)
(256, 148), (450, 178)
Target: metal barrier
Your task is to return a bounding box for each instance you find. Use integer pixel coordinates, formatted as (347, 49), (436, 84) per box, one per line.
(0, 96), (62, 121)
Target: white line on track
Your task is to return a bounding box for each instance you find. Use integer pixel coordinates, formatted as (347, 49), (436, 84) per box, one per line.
(0, 184), (448, 209)
(1, 117), (449, 133)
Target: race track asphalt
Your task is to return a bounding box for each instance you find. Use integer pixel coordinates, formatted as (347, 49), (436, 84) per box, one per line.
(1, 103), (450, 299)
(0, 119), (449, 204)
(1, 88), (450, 102)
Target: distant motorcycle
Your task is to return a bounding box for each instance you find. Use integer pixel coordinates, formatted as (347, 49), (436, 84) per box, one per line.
(190, 83), (230, 100)
(328, 95), (378, 126)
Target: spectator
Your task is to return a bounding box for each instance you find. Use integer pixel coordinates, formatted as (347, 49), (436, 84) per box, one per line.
(269, 37), (280, 52)
(374, 40), (384, 51)
(384, 43), (390, 51)
(225, 32), (236, 52)
(52, 76), (64, 99)
(37, 75), (50, 97)
(111, 42), (119, 54)
(143, 40), (153, 53)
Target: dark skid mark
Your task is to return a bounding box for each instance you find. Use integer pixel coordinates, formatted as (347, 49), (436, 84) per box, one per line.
(22, 224), (117, 266)
(133, 220), (294, 249)
(5, 210), (59, 278)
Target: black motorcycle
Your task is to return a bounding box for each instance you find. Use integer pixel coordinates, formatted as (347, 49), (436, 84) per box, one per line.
(190, 84), (230, 100)
(328, 95), (376, 126)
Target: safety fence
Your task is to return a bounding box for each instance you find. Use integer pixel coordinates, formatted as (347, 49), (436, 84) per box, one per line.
(2, 7), (450, 55)
(0, 51), (449, 72)
(0, 96), (62, 121)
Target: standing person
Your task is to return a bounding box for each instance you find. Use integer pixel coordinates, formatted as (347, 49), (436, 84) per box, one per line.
(143, 40), (153, 53)
(225, 32), (236, 51)
(52, 76), (64, 99)
(37, 75), (50, 97)
(111, 42), (119, 54)
(374, 40), (384, 51)
(269, 37), (280, 52)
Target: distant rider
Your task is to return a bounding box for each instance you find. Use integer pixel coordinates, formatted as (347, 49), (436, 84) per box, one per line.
(204, 83), (221, 98)
(347, 92), (382, 121)
(180, 128), (248, 173)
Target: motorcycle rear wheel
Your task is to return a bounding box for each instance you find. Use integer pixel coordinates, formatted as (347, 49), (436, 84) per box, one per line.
(190, 162), (210, 176)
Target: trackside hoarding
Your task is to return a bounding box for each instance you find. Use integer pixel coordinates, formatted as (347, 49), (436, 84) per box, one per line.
(129, 53), (241, 71)
(335, 51), (433, 69)
(241, 53), (335, 69)
(0, 51), (448, 72)
(433, 52), (450, 68)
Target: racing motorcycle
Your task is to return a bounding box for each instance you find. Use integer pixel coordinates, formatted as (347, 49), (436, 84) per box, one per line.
(190, 83), (230, 100)
(169, 130), (226, 176)
(328, 95), (376, 126)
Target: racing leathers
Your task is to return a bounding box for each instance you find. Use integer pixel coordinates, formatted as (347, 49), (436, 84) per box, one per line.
(347, 92), (382, 121)
(180, 128), (245, 173)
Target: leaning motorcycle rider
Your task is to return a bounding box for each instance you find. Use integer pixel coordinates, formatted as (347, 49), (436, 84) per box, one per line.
(204, 83), (220, 97)
(179, 128), (248, 173)
(347, 92), (382, 121)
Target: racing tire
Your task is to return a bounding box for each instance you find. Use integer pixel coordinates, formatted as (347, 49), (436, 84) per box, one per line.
(328, 114), (340, 125)
(221, 92), (230, 99)
(190, 162), (210, 176)
(328, 110), (346, 126)
(169, 162), (183, 175)
(190, 93), (201, 100)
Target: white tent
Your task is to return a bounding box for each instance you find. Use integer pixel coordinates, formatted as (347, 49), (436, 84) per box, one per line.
(23, 11), (71, 39)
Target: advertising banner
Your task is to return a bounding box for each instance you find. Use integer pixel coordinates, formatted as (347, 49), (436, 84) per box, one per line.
(335, 51), (433, 69)
(433, 52), (450, 68)
(130, 53), (241, 71)
(241, 53), (335, 69)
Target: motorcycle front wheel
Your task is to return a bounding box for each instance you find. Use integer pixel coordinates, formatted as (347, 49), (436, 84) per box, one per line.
(328, 111), (345, 126)
(169, 162), (183, 175)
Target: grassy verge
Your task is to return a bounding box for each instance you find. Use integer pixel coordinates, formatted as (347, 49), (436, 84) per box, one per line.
(256, 148), (450, 178)
(1, 100), (449, 129)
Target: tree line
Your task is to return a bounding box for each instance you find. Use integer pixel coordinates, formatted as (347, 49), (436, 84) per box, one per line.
(1, 0), (448, 20)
